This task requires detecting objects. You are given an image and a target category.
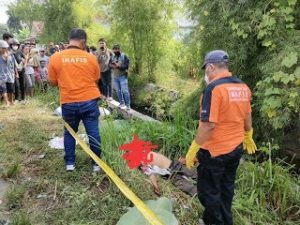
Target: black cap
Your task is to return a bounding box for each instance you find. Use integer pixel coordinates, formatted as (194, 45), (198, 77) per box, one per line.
(3, 32), (13, 40)
(202, 50), (229, 69)
(69, 28), (87, 40)
(112, 44), (120, 50)
(11, 39), (20, 45)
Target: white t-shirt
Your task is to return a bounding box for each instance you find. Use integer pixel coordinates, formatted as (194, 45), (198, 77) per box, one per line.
(25, 58), (34, 75)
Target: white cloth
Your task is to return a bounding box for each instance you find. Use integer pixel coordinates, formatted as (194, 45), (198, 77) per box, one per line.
(48, 134), (89, 149)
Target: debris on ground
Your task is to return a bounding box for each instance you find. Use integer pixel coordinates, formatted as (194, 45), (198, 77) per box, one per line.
(53, 106), (111, 119)
(36, 193), (48, 199)
(53, 106), (62, 117)
(49, 134), (90, 149)
(48, 137), (64, 149)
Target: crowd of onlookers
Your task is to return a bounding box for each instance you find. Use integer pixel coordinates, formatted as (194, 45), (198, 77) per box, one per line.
(0, 32), (131, 110)
(0, 32), (51, 106)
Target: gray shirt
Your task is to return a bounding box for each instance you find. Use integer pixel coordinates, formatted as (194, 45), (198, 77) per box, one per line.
(0, 54), (15, 83)
(96, 49), (111, 72)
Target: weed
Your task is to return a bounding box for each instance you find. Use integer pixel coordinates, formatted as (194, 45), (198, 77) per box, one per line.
(10, 212), (32, 225)
(1, 163), (21, 179)
(5, 185), (26, 210)
(0, 94), (299, 225)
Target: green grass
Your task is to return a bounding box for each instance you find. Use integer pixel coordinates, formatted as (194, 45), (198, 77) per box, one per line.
(0, 92), (299, 225)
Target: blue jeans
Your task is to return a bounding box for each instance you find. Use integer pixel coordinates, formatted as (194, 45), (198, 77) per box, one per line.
(62, 99), (101, 166)
(114, 75), (130, 106)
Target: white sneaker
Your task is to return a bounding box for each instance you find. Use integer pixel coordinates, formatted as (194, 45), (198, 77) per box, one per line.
(93, 165), (101, 173)
(119, 104), (126, 110)
(126, 106), (131, 111)
(66, 165), (75, 171)
(198, 219), (205, 225)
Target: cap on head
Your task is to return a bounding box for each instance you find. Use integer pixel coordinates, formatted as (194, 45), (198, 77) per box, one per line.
(112, 44), (120, 50)
(11, 39), (20, 45)
(0, 40), (9, 48)
(3, 32), (14, 40)
(69, 28), (87, 41)
(202, 50), (229, 69)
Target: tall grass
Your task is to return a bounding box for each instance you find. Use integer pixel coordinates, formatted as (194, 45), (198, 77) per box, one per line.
(0, 92), (299, 225)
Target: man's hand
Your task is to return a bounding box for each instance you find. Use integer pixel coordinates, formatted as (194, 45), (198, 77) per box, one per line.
(185, 140), (201, 169)
(116, 62), (122, 68)
(49, 80), (58, 87)
(243, 128), (257, 154)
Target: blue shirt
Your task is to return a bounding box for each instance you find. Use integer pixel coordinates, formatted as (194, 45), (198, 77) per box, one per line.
(0, 54), (15, 83)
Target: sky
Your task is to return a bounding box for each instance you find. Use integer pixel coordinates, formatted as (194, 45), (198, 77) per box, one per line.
(0, 0), (15, 24)
(0, 6), (8, 24)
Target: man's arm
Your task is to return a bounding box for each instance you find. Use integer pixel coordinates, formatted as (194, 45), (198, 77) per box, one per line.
(194, 122), (215, 145)
(118, 55), (130, 70)
(47, 57), (58, 86)
(244, 112), (252, 131)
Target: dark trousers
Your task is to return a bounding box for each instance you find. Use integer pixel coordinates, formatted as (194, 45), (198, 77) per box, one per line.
(18, 71), (25, 100)
(14, 77), (20, 100)
(99, 70), (112, 97)
(62, 99), (101, 165)
(197, 144), (243, 225)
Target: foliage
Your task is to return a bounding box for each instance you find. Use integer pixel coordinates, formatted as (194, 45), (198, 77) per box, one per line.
(0, 24), (9, 36)
(256, 39), (300, 130)
(41, 0), (77, 43)
(111, 0), (174, 81)
(184, 0), (300, 142)
(254, 0), (300, 131)
(7, 0), (45, 29)
(13, 27), (31, 42)
(6, 11), (22, 34)
(135, 85), (180, 120)
(0, 95), (299, 224)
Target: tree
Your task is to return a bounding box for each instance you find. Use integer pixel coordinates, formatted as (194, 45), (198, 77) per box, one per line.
(184, 0), (300, 141)
(0, 24), (9, 36)
(42, 0), (77, 43)
(112, 0), (174, 81)
(7, 0), (45, 30)
(7, 11), (22, 33)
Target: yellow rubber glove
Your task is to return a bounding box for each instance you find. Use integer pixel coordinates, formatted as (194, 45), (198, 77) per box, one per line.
(185, 140), (201, 169)
(243, 128), (257, 154)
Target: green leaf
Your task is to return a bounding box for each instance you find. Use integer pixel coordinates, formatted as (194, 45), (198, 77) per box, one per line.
(267, 97), (282, 109)
(281, 74), (295, 84)
(262, 40), (272, 47)
(145, 197), (173, 212)
(264, 88), (282, 96)
(289, 92), (299, 98)
(117, 198), (179, 225)
(288, 0), (297, 6)
(281, 52), (298, 68)
(272, 71), (287, 82)
(294, 67), (300, 78)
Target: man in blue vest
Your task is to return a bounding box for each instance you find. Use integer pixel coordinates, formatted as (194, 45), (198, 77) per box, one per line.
(110, 44), (131, 110)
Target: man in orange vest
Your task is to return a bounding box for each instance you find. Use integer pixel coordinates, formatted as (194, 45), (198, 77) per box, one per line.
(185, 50), (257, 225)
(48, 28), (102, 172)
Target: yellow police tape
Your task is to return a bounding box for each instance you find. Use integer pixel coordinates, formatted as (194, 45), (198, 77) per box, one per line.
(64, 122), (165, 225)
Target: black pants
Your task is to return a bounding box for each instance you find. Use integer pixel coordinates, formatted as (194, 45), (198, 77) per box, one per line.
(14, 77), (20, 100)
(197, 144), (243, 225)
(18, 71), (26, 100)
(99, 70), (112, 97)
